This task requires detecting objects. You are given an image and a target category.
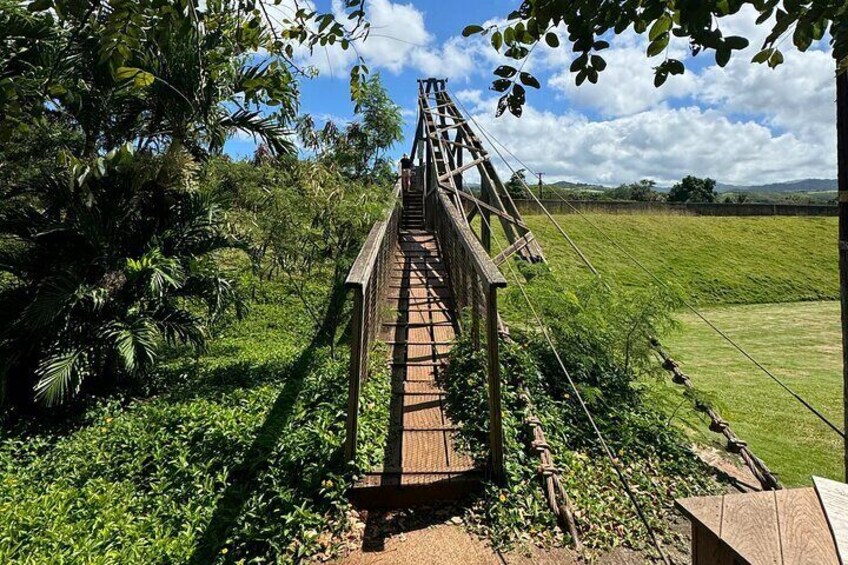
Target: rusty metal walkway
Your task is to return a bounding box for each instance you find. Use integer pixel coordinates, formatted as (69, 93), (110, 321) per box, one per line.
(350, 180), (481, 506)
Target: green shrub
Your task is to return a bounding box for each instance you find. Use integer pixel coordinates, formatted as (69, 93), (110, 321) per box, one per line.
(442, 273), (721, 556)
(0, 296), (390, 563)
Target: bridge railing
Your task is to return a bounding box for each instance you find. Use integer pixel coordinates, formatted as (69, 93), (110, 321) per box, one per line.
(426, 174), (508, 481)
(344, 180), (402, 463)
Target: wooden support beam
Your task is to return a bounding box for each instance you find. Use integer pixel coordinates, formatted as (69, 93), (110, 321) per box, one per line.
(448, 186), (530, 230)
(438, 156), (487, 182)
(494, 233), (536, 266)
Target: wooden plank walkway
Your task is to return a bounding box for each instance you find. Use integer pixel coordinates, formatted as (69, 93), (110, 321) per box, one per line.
(350, 183), (482, 507)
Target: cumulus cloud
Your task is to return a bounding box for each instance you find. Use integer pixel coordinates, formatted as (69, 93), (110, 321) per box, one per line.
(466, 98), (833, 186)
(291, 1), (837, 185)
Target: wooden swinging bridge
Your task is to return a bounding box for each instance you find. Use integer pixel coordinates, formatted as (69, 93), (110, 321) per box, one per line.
(344, 78), (542, 506)
(341, 78), (847, 564)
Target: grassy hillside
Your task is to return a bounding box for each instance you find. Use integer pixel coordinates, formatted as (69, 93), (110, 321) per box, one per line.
(521, 213), (838, 306)
(649, 301), (843, 487)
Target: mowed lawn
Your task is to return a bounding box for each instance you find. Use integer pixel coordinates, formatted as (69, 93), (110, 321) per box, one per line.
(661, 301), (843, 487)
(523, 213), (838, 306)
(513, 212), (842, 486)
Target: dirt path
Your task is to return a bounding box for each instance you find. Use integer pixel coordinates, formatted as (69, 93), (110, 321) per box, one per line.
(332, 508), (646, 565)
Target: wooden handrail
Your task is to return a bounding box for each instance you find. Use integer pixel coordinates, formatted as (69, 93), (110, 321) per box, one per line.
(433, 188), (506, 290)
(344, 180), (402, 463)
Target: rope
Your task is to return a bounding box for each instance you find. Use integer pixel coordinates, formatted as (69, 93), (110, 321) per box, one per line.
(448, 89), (845, 441)
(651, 339), (782, 491)
(483, 212), (673, 565)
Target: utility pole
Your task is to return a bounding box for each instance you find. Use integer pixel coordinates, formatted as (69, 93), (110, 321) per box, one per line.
(537, 172), (545, 200)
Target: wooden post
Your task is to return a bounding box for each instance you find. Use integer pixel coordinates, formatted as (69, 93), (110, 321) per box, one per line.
(481, 176), (492, 253)
(456, 130), (464, 193)
(838, 59), (848, 481)
(345, 287), (365, 463)
(486, 286), (505, 482)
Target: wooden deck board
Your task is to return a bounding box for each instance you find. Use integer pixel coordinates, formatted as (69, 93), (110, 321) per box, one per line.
(352, 195), (481, 506)
(678, 488), (840, 565)
(777, 487), (839, 564)
(814, 476), (848, 563)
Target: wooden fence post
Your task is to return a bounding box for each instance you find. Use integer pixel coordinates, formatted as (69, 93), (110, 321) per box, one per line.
(838, 59), (848, 481)
(345, 287), (365, 464)
(487, 286), (505, 482)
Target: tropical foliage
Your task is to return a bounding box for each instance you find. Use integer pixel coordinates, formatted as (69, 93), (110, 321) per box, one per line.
(442, 274), (720, 555)
(299, 74), (404, 185)
(461, 1), (848, 116)
(668, 175), (718, 203)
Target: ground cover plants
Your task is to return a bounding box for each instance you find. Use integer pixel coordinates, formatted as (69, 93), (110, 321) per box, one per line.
(441, 271), (723, 558)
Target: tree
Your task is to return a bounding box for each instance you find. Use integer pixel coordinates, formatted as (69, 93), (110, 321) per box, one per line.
(462, 2), (847, 117)
(299, 74), (403, 185)
(505, 168), (528, 199)
(668, 176), (717, 203)
(0, 0), (370, 407)
(608, 179), (662, 201)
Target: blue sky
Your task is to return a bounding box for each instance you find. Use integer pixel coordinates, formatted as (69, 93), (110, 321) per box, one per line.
(227, 0), (837, 187)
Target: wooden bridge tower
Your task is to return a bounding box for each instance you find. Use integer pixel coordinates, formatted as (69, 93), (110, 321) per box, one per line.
(412, 78), (545, 265)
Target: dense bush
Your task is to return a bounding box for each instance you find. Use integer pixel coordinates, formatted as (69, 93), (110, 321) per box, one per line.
(442, 272), (720, 555)
(0, 147), (245, 407)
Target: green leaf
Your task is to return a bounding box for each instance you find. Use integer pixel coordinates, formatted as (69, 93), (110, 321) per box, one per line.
(545, 32), (560, 48)
(768, 49), (784, 68)
(492, 31), (503, 51)
(27, 0), (52, 11)
(519, 72), (540, 89)
(591, 55), (607, 72)
(647, 36), (668, 57)
(724, 36), (749, 50)
(116, 67), (155, 88)
(715, 48), (731, 67)
(649, 15), (672, 41)
(752, 48), (772, 64)
(494, 65), (517, 78)
(462, 25), (484, 37)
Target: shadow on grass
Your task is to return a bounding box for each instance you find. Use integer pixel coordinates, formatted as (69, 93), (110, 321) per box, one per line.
(188, 283), (350, 564)
(187, 344), (314, 564)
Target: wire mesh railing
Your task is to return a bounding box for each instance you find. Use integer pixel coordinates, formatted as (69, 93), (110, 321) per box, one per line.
(344, 180), (402, 463)
(425, 163), (508, 480)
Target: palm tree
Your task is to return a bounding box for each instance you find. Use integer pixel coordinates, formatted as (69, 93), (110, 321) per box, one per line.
(0, 146), (243, 406)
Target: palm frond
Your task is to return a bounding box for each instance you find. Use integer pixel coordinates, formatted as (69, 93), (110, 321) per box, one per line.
(102, 318), (159, 374)
(33, 347), (90, 407)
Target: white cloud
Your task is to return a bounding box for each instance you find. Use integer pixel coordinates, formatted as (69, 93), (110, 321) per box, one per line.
(290, 2), (838, 185)
(467, 99), (834, 186)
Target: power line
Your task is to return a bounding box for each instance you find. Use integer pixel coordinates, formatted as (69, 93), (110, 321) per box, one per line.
(449, 88), (845, 440)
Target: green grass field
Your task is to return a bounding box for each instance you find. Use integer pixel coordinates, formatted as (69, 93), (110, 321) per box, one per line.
(654, 301), (843, 486)
(509, 213), (842, 486)
(522, 213), (838, 306)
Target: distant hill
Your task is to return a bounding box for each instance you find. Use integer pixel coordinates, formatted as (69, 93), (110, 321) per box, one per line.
(717, 178), (837, 193)
(550, 180), (609, 192)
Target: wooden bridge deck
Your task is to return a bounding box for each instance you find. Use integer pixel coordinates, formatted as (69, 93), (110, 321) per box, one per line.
(350, 183), (482, 507)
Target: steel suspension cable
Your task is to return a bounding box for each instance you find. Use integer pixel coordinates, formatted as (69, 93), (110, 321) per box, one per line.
(447, 154), (673, 564)
(448, 89), (845, 440)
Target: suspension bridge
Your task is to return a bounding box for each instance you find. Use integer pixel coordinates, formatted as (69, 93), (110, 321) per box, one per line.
(342, 78), (847, 564)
